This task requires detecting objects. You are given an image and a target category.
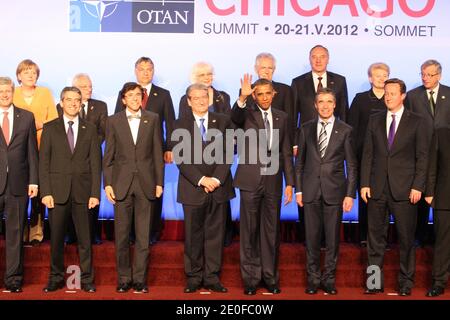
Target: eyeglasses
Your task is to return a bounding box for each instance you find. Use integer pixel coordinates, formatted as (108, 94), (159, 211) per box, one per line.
(421, 73), (440, 79)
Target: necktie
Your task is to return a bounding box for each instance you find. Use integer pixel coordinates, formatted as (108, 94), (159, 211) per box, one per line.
(388, 114), (396, 149)
(2, 111), (10, 145)
(80, 103), (86, 120)
(264, 112), (271, 150)
(317, 77), (324, 92)
(318, 121), (328, 158)
(429, 90), (436, 116)
(142, 88), (149, 110)
(199, 118), (206, 142)
(67, 121), (75, 153)
(127, 114), (141, 120)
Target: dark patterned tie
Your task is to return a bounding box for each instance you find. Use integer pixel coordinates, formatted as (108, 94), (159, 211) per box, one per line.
(429, 90), (436, 116)
(142, 88), (149, 110)
(388, 114), (396, 149)
(80, 103), (86, 120)
(317, 77), (324, 92)
(67, 121), (74, 153)
(318, 121), (328, 158)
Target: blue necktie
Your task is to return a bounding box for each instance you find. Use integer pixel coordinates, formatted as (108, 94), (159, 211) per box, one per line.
(199, 118), (206, 142)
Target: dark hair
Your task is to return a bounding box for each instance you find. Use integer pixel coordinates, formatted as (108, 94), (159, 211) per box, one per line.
(315, 87), (336, 103)
(385, 78), (406, 94)
(253, 78), (274, 90)
(120, 82), (143, 99)
(186, 83), (209, 98)
(135, 57), (154, 68)
(60, 86), (82, 100)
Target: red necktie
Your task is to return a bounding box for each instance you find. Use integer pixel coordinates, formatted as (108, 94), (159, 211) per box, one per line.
(2, 111), (10, 145)
(142, 88), (149, 110)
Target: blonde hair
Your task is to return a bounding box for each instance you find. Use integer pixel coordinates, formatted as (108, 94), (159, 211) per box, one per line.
(368, 62), (390, 77)
(16, 59), (40, 83)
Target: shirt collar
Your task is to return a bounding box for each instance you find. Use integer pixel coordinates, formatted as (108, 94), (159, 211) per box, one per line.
(126, 109), (142, 118)
(257, 105), (272, 116)
(388, 106), (405, 118)
(312, 72), (327, 80)
(63, 114), (79, 125)
(318, 115), (335, 125)
(427, 83), (440, 94)
(1, 104), (13, 114)
(193, 112), (208, 124)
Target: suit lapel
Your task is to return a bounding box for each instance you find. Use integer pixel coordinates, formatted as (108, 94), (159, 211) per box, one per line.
(309, 120), (320, 157)
(390, 110), (410, 151)
(119, 111), (136, 146)
(147, 85), (159, 111)
(435, 86), (447, 116)
(136, 111), (152, 146)
(307, 72), (316, 97)
(327, 72), (335, 90)
(8, 107), (22, 146)
(420, 88), (433, 118)
(323, 120), (339, 159)
(72, 119), (87, 156)
(56, 118), (73, 156)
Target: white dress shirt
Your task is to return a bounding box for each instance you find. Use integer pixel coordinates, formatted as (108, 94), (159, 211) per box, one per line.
(126, 109), (141, 145)
(193, 112), (209, 137)
(427, 83), (440, 104)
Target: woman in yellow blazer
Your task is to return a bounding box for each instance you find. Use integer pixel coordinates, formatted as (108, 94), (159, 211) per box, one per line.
(13, 59), (58, 246)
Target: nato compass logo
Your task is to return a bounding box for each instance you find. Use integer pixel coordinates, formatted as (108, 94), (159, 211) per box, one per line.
(70, 0), (195, 33)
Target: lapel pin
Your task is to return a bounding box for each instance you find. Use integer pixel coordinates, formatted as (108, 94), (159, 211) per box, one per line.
(153, 92), (158, 96)
(90, 106), (94, 110)
(82, 125), (86, 129)
(275, 117), (279, 121)
(144, 120), (148, 123)
(442, 96), (446, 99)
(335, 130), (338, 133)
(330, 81), (334, 85)
(212, 119), (216, 123)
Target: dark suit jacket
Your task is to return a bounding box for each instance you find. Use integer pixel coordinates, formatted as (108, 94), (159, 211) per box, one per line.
(39, 118), (101, 204)
(115, 84), (175, 151)
(241, 81), (296, 147)
(360, 109), (428, 201)
(405, 84), (450, 144)
(170, 112), (235, 206)
(231, 102), (295, 196)
(178, 87), (231, 119)
(291, 71), (349, 128)
(0, 106), (38, 196)
(426, 127), (450, 210)
(295, 118), (357, 204)
(348, 89), (386, 160)
(57, 98), (108, 143)
(103, 110), (164, 201)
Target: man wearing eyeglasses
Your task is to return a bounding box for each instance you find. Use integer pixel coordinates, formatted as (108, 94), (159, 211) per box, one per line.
(405, 60), (450, 248)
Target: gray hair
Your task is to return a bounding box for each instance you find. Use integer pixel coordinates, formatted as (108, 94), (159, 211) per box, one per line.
(60, 86), (82, 100)
(255, 52), (276, 68)
(421, 59), (442, 74)
(0, 77), (15, 91)
(190, 62), (214, 84)
(72, 73), (91, 85)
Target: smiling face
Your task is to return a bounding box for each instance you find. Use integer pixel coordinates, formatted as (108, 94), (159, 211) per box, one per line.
(122, 87), (143, 113)
(0, 83), (14, 109)
(60, 90), (82, 119)
(315, 92), (336, 120)
(369, 68), (389, 90)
